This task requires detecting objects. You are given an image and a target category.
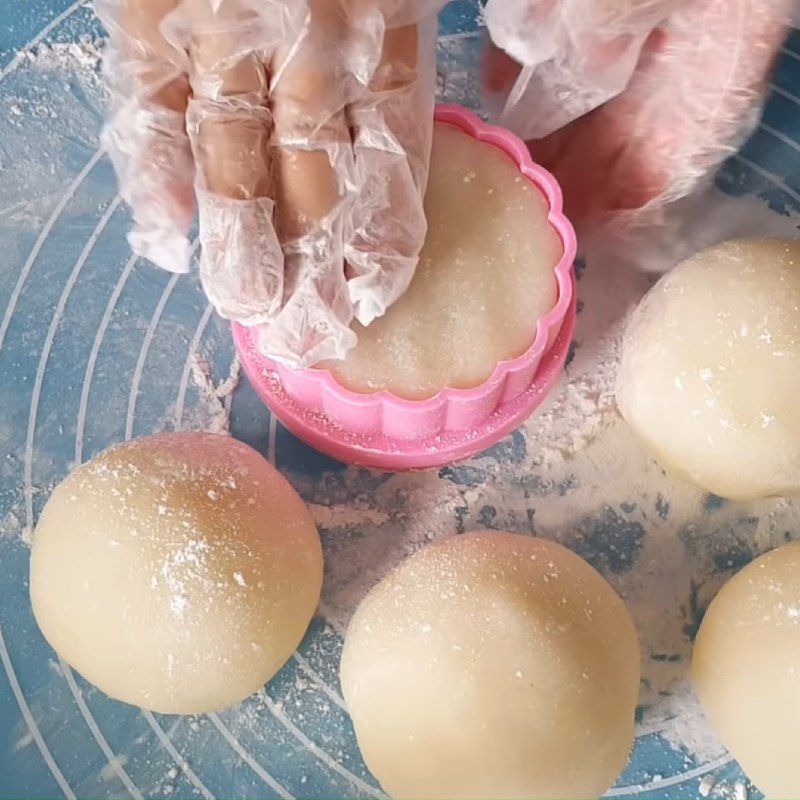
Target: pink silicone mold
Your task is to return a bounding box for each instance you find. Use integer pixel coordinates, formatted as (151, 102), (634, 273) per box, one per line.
(233, 103), (577, 470)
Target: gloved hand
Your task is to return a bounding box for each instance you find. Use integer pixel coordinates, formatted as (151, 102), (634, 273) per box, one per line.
(483, 0), (793, 226)
(97, 0), (441, 366)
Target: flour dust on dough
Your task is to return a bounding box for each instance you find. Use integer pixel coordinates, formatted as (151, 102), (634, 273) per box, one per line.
(30, 431), (323, 714)
(693, 540), (800, 799)
(617, 237), (800, 500)
(340, 531), (640, 800)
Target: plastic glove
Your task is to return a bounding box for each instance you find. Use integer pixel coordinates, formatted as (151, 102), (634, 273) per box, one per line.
(483, 0), (793, 227)
(483, 0), (688, 140)
(96, 0), (441, 367)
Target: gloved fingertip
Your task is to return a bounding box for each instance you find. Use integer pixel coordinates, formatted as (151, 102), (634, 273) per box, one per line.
(128, 227), (193, 274)
(346, 253), (417, 327)
(257, 323), (358, 369)
(197, 191), (284, 325)
(255, 267), (358, 368)
(103, 100), (196, 273)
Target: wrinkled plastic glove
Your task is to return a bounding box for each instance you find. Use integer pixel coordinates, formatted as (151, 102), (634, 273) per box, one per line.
(484, 0), (688, 140)
(96, 0), (441, 367)
(483, 0), (793, 226)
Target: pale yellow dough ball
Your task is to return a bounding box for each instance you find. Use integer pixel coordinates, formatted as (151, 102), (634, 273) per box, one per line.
(617, 238), (800, 500)
(340, 531), (641, 800)
(693, 541), (800, 799)
(30, 431), (322, 714)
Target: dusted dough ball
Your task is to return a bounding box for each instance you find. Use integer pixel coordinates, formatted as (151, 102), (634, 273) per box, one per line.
(693, 541), (800, 799)
(320, 122), (561, 400)
(30, 432), (322, 714)
(340, 532), (640, 800)
(617, 238), (800, 500)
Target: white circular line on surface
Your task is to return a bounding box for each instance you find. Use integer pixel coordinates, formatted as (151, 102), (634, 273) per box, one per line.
(0, 624), (75, 798)
(0, 0), (87, 82)
(781, 45), (800, 63)
(75, 251), (139, 465)
(770, 82), (800, 109)
(0, 49), (106, 800)
(207, 713), (294, 800)
(169, 304), (298, 798)
(605, 754), (734, 797)
(0, 148), (106, 355)
(760, 121), (800, 154)
(23, 194), (145, 798)
(141, 711), (215, 800)
(59, 658), (143, 799)
(174, 317), (376, 794)
(174, 303), (215, 429)
(438, 31), (480, 42)
(261, 694), (384, 799)
(125, 239), (200, 439)
(733, 153), (800, 206)
(114, 283), (218, 800)
(125, 272), (181, 439)
(264, 414), (348, 711)
(69, 246), (214, 799)
(291, 650), (347, 712)
(105, 243), (216, 800)
(24, 195), (123, 523)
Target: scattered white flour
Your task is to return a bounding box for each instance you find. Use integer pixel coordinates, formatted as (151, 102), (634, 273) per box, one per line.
(13, 731), (34, 753)
(100, 754), (129, 783)
(658, 680), (727, 762)
(23, 37), (104, 78)
(2, 21), (798, 792)
(700, 774), (717, 797)
(308, 502), (390, 530)
(188, 352), (241, 433)
(281, 189), (800, 779)
(0, 510), (22, 541)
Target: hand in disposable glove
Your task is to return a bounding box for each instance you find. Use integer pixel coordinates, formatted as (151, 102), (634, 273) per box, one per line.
(483, 0), (793, 226)
(97, 0), (440, 366)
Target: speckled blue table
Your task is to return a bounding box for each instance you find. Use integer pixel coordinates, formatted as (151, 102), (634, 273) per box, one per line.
(1, 2), (800, 798)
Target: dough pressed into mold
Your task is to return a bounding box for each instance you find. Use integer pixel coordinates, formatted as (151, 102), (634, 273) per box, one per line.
(30, 431), (322, 714)
(616, 237), (800, 500)
(340, 531), (640, 800)
(693, 541), (800, 799)
(320, 122), (561, 400)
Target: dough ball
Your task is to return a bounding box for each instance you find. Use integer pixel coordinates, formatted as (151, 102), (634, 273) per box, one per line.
(616, 238), (800, 500)
(340, 531), (640, 800)
(320, 122), (561, 400)
(693, 541), (800, 798)
(30, 432), (322, 714)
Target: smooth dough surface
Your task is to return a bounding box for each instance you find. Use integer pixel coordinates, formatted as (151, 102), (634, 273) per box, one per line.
(30, 432), (322, 714)
(321, 123), (561, 400)
(616, 238), (800, 500)
(340, 531), (640, 800)
(693, 541), (800, 799)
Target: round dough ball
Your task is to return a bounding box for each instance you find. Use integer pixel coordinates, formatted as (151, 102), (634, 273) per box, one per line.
(320, 122), (561, 400)
(30, 432), (322, 714)
(693, 541), (800, 799)
(340, 531), (640, 800)
(616, 238), (800, 500)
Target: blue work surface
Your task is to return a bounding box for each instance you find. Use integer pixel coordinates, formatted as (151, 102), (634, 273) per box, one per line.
(1, 2), (800, 798)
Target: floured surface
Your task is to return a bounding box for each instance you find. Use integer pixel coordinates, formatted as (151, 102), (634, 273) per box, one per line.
(1, 3), (800, 798)
(320, 123), (560, 400)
